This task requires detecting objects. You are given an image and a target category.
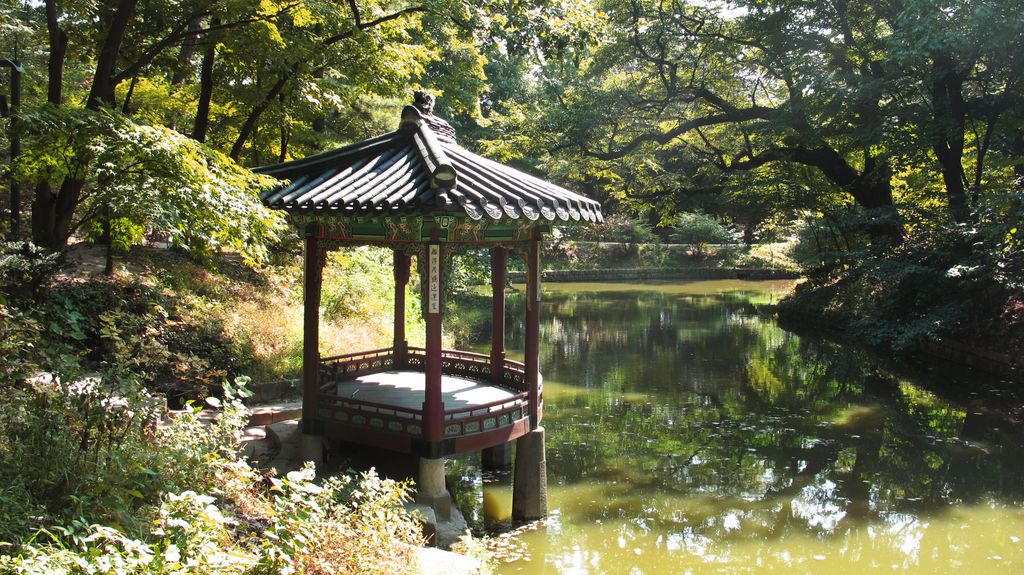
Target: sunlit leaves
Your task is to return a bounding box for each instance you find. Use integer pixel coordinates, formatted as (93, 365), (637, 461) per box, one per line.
(17, 105), (285, 266)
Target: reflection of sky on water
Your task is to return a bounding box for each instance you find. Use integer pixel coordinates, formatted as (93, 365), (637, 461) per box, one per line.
(451, 281), (1024, 574)
(792, 479), (847, 531)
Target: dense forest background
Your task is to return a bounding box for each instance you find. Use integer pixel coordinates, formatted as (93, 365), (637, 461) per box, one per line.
(0, 0), (1021, 354)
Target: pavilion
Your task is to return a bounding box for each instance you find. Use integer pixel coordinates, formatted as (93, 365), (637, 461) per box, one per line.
(256, 92), (603, 521)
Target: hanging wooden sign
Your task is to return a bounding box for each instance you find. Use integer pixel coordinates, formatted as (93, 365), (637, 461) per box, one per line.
(429, 244), (440, 314)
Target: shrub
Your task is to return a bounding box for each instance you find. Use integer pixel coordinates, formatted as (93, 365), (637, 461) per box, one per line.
(0, 241), (60, 303)
(321, 247), (395, 322)
(559, 213), (658, 244)
(669, 212), (734, 257)
(39, 277), (250, 405)
(0, 376), (424, 575)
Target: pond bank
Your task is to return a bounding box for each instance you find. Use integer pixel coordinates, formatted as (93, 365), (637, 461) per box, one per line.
(508, 266), (799, 283)
(778, 303), (1024, 384)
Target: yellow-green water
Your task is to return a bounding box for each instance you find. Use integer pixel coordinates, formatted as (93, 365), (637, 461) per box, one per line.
(452, 280), (1024, 574)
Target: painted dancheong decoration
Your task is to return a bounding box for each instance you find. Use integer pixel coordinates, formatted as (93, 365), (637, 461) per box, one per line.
(256, 91), (602, 527)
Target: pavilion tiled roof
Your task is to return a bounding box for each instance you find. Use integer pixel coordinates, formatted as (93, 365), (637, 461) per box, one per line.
(256, 101), (603, 223)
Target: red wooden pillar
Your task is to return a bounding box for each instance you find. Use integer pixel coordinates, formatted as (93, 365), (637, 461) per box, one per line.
(393, 250), (410, 367)
(423, 242), (444, 445)
(524, 228), (541, 429)
(490, 247), (507, 383)
(302, 230), (323, 435)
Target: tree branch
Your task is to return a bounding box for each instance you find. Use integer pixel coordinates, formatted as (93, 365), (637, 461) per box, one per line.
(589, 103), (776, 160)
(113, 4), (300, 84)
(323, 5), (427, 45)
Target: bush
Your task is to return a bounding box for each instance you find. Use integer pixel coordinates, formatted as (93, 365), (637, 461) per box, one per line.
(779, 223), (1020, 353)
(669, 212), (734, 257)
(0, 242), (60, 303)
(0, 374), (247, 546)
(38, 277), (250, 406)
(0, 377), (424, 575)
(559, 213), (658, 244)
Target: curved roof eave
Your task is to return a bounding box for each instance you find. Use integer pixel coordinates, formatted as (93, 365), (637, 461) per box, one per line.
(257, 100), (603, 224)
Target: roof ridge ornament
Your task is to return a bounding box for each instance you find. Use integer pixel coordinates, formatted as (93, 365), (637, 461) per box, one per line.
(413, 90), (435, 116)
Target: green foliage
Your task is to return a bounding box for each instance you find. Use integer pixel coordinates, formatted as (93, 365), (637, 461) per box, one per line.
(0, 371), (422, 575)
(16, 107), (285, 266)
(780, 222), (1021, 351)
(559, 214), (657, 244)
(321, 247), (397, 322)
(257, 466), (421, 575)
(0, 375), (247, 546)
(38, 276), (250, 405)
(0, 242), (61, 303)
(669, 212), (734, 257)
(553, 215), (658, 260)
(447, 249), (491, 298)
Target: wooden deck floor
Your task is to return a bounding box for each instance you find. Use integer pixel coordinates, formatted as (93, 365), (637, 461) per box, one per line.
(333, 371), (517, 417)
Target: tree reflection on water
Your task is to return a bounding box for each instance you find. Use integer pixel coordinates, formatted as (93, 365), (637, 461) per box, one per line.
(449, 281), (1024, 573)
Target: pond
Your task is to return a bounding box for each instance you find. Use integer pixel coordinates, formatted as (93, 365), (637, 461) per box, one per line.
(450, 280), (1024, 574)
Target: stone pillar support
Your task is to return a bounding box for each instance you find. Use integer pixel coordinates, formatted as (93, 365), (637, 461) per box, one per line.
(512, 426), (547, 521)
(416, 457), (452, 521)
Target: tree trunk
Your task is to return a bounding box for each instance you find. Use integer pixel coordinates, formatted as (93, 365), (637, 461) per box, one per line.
(192, 34), (216, 143)
(44, 0), (66, 106)
(31, 182), (56, 247)
(34, 0), (137, 251)
(103, 207), (114, 276)
(230, 69), (295, 161)
(171, 16), (204, 85)
(121, 74), (138, 114)
(929, 57), (971, 225)
(1012, 130), (1024, 184)
(52, 178), (86, 248)
(742, 223), (755, 248)
(33, 1), (66, 248)
(849, 172), (903, 244)
(87, 0), (139, 110)
(799, 147), (904, 245)
(279, 125), (290, 163)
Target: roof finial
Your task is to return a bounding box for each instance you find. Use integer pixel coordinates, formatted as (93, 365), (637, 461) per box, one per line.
(413, 90), (435, 116)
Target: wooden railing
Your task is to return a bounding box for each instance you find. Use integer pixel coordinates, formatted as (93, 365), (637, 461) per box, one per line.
(315, 346), (533, 440)
(441, 395), (527, 438)
(320, 348), (395, 381)
(316, 391), (425, 437)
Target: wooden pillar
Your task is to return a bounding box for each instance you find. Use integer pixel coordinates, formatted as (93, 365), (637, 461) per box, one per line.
(302, 231), (323, 435)
(393, 250), (410, 366)
(525, 229), (541, 429)
(490, 246), (507, 382)
(423, 242), (444, 445)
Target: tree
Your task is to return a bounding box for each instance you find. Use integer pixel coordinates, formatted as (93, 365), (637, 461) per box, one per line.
(482, 1), (1019, 243)
(4, 0), (495, 254)
(24, 0), (296, 251)
(16, 106), (284, 267)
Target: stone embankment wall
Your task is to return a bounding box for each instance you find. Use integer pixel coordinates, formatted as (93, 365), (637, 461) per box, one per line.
(507, 267), (800, 283)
